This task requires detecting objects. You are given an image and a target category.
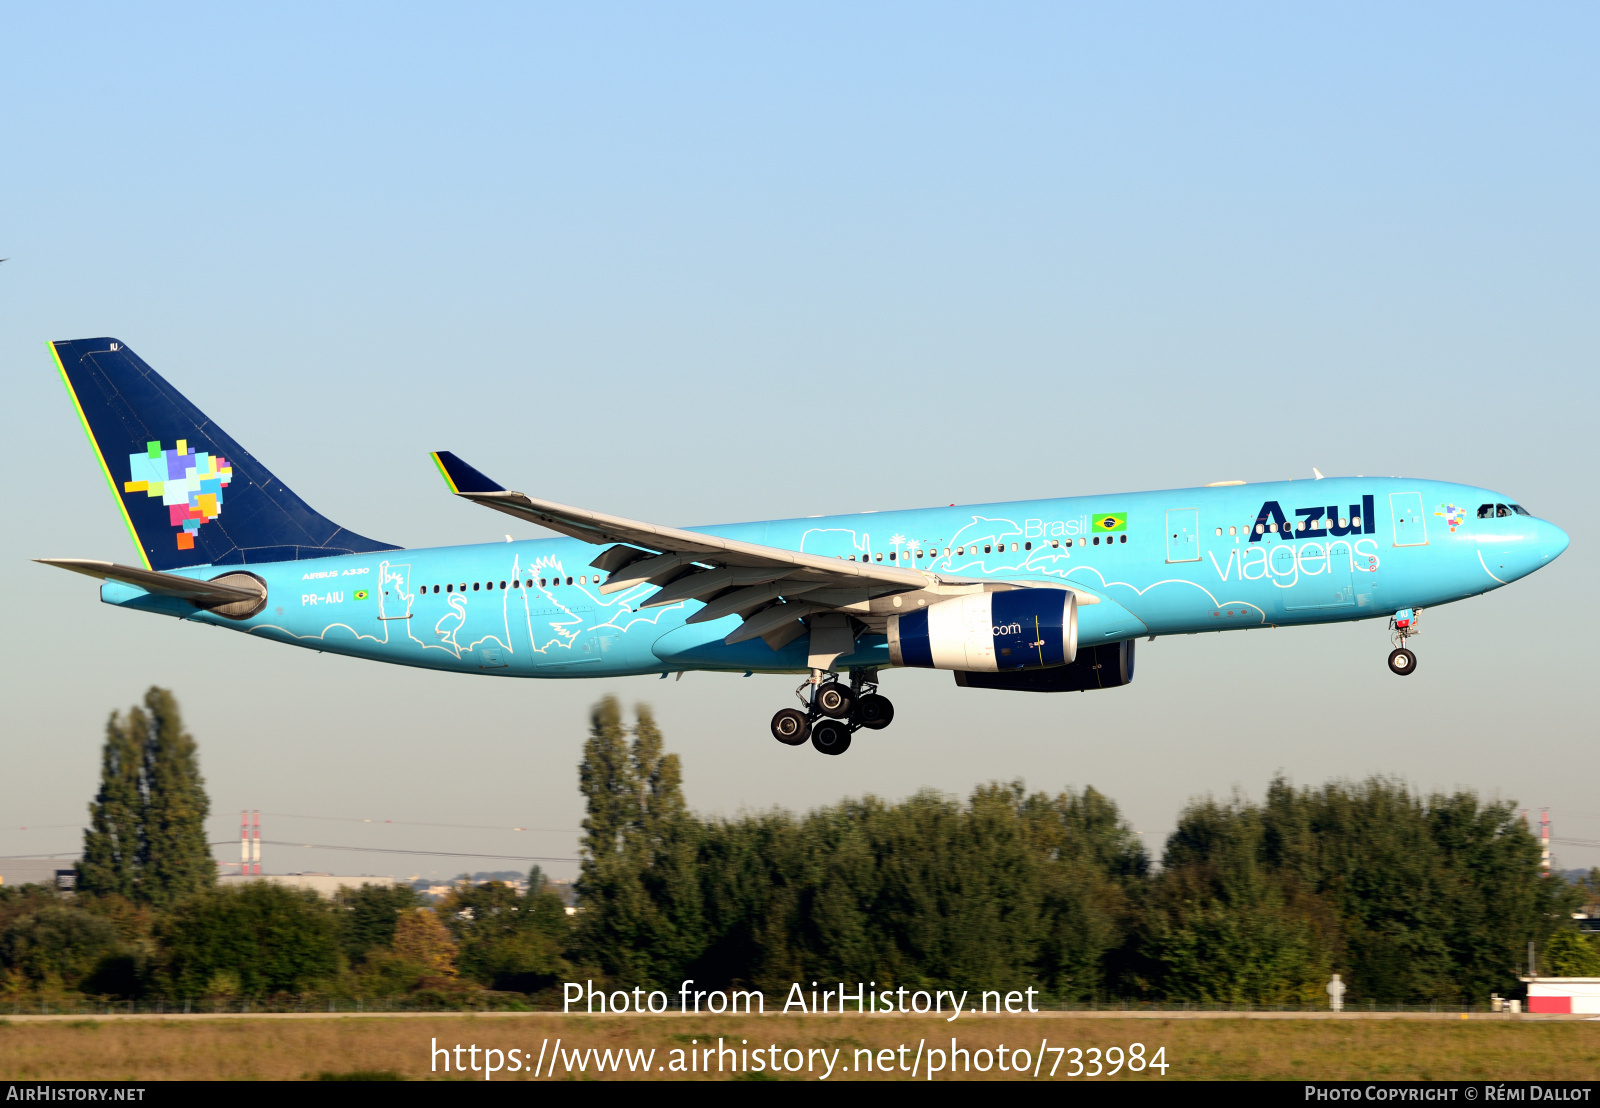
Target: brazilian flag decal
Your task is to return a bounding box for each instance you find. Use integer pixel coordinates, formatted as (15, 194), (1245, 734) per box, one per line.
(353, 589), (369, 600)
(1092, 513), (1127, 533)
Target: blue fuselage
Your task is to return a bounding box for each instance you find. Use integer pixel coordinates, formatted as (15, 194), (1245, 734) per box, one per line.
(102, 477), (1569, 678)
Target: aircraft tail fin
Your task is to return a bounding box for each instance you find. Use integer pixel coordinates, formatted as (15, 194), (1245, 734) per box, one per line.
(50, 338), (399, 571)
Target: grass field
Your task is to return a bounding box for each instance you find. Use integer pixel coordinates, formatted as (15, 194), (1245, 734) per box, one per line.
(1, 1013), (1597, 1081)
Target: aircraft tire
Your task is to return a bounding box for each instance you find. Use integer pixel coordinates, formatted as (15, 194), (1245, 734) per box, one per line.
(1387, 648), (1417, 676)
(815, 682), (853, 719)
(810, 719), (852, 755)
(771, 709), (811, 745)
(854, 694), (894, 730)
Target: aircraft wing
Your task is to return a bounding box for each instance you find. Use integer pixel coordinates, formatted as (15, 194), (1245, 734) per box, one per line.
(35, 558), (265, 605)
(431, 451), (944, 649)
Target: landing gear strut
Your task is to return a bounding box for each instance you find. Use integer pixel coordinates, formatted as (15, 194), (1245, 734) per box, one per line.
(767, 666), (894, 755)
(1387, 608), (1420, 676)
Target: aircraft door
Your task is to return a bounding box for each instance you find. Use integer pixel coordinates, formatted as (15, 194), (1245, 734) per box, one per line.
(1166, 508), (1201, 562)
(1390, 492), (1428, 546)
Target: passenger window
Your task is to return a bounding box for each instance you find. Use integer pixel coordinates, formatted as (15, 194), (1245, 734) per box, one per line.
(539, 578), (547, 587)
(1229, 526), (1237, 536)
(566, 576), (573, 585)
(984, 546), (992, 554)
(446, 584), (453, 592)
(1351, 516), (1361, 528)
(1010, 543), (1018, 552)
(875, 554), (883, 562)
(943, 548), (950, 556)
(889, 552), (896, 560)
(1120, 535), (1127, 544)
(499, 581), (506, 589)
(1093, 536), (1100, 545)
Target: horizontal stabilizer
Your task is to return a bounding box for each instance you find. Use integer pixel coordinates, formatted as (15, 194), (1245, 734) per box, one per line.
(36, 558), (263, 605)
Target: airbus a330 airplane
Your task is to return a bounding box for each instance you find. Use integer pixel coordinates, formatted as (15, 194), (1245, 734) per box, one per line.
(41, 339), (1569, 755)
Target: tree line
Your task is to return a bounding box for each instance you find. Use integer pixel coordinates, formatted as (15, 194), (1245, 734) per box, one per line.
(573, 697), (1598, 1004)
(0, 689), (1594, 1006)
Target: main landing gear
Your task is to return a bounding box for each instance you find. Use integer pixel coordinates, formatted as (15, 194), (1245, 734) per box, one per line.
(1387, 608), (1421, 676)
(769, 667), (894, 755)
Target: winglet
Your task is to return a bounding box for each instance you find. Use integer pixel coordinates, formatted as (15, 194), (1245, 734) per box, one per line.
(431, 451), (506, 495)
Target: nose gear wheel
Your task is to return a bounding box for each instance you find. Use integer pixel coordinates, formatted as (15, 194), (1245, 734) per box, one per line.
(1385, 609), (1422, 677)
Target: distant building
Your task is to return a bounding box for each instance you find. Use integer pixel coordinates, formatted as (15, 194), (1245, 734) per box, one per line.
(1522, 976), (1600, 1015)
(0, 860), (78, 890)
(410, 875), (577, 912)
(217, 873), (403, 898)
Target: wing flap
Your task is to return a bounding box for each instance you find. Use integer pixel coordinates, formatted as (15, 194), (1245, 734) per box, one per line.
(641, 566), (792, 609)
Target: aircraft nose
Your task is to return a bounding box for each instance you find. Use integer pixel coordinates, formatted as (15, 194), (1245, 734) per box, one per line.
(1540, 519), (1570, 562)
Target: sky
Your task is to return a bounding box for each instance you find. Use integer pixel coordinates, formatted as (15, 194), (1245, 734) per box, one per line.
(2, 3), (1595, 883)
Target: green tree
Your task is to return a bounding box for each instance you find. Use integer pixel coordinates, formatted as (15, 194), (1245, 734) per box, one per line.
(1132, 777), (1563, 1004)
(0, 902), (125, 993)
(138, 688), (213, 908)
(685, 782), (1144, 997)
(628, 706), (703, 981)
(437, 875), (570, 991)
(76, 688), (214, 907)
(1136, 797), (1335, 1003)
(159, 883), (340, 997)
(1544, 929), (1600, 977)
(334, 883), (420, 965)
(77, 708), (148, 899)
(574, 697), (658, 983)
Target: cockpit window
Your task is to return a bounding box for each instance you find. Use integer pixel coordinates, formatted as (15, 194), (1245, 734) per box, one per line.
(1497, 504), (1512, 517)
(1477, 504), (1495, 518)
(1511, 504), (1531, 516)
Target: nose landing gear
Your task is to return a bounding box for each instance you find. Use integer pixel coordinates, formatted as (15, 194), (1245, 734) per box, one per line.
(768, 666), (893, 754)
(1387, 609), (1421, 676)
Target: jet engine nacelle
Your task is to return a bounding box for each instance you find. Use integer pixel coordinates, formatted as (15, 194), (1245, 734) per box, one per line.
(887, 588), (1077, 672)
(953, 639), (1135, 692)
